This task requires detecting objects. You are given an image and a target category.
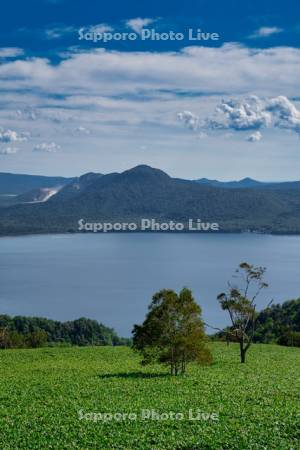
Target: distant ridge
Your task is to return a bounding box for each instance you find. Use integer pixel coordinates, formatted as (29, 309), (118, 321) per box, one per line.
(0, 172), (74, 195)
(195, 177), (300, 190)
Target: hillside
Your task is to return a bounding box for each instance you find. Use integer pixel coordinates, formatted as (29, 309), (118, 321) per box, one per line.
(254, 299), (300, 344)
(0, 344), (299, 449)
(1, 165), (300, 235)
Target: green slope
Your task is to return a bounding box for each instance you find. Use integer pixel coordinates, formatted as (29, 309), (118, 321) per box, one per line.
(0, 343), (299, 449)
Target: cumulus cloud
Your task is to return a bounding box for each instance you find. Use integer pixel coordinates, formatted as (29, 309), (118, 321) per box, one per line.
(266, 96), (300, 131)
(33, 142), (61, 153)
(0, 128), (27, 143)
(213, 96), (272, 130)
(178, 95), (300, 141)
(177, 111), (199, 130)
(126, 17), (155, 34)
(250, 27), (283, 38)
(0, 147), (19, 155)
(246, 131), (262, 142)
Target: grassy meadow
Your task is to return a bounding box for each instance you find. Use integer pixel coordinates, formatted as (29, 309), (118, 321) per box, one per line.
(0, 343), (299, 449)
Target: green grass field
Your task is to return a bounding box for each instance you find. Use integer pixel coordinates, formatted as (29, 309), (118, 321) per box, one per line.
(0, 343), (299, 449)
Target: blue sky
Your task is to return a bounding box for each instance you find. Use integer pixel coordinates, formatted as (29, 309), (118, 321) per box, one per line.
(1, 0), (300, 179)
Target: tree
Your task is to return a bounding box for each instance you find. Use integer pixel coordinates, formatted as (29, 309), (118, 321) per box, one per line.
(132, 288), (212, 375)
(0, 327), (10, 349)
(26, 330), (48, 348)
(217, 262), (269, 363)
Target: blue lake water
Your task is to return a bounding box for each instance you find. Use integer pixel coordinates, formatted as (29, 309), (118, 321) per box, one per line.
(1, 233), (300, 336)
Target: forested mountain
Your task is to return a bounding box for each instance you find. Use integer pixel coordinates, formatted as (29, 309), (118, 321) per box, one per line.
(1, 165), (300, 235)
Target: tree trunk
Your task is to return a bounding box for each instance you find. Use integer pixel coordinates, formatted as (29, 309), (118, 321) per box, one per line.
(240, 342), (246, 363)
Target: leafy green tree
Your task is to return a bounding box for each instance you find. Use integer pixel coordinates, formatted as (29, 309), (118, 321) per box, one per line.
(278, 331), (300, 347)
(26, 330), (48, 348)
(0, 327), (10, 349)
(132, 288), (212, 375)
(217, 262), (269, 363)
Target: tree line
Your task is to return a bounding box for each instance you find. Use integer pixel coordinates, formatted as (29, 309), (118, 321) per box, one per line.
(0, 316), (129, 349)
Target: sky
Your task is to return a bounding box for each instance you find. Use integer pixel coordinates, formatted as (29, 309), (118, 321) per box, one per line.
(0, 0), (300, 180)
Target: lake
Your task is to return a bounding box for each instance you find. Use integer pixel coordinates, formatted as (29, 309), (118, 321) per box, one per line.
(1, 233), (300, 336)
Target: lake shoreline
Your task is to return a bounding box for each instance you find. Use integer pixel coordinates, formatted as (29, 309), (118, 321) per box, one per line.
(1, 229), (300, 238)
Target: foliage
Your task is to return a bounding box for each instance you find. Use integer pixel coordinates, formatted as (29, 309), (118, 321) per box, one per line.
(217, 262), (268, 363)
(0, 343), (299, 449)
(0, 315), (129, 349)
(133, 288), (212, 375)
(213, 298), (300, 348)
(254, 298), (300, 344)
(277, 331), (300, 347)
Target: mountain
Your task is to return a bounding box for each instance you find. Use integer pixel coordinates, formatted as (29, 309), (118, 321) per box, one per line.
(195, 177), (300, 190)
(0, 172), (74, 195)
(54, 172), (103, 201)
(16, 187), (63, 203)
(1, 165), (300, 235)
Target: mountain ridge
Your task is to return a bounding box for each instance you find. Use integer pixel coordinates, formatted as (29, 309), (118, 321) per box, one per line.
(1, 165), (300, 235)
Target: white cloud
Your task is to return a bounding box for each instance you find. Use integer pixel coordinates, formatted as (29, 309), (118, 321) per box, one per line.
(0, 128), (27, 143)
(1, 44), (300, 99)
(33, 142), (61, 152)
(177, 111), (199, 130)
(45, 26), (76, 39)
(250, 27), (283, 38)
(246, 131), (262, 142)
(213, 96), (272, 130)
(0, 47), (24, 58)
(89, 23), (113, 33)
(15, 108), (38, 120)
(178, 95), (300, 140)
(2, 44), (300, 159)
(0, 147), (19, 155)
(75, 126), (91, 134)
(44, 23), (112, 40)
(266, 95), (300, 131)
(126, 17), (155, 34)
(197, 132), (208, 139)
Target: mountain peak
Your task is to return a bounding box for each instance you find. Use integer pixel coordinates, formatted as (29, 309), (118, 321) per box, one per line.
(121, 165), (171, 182)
